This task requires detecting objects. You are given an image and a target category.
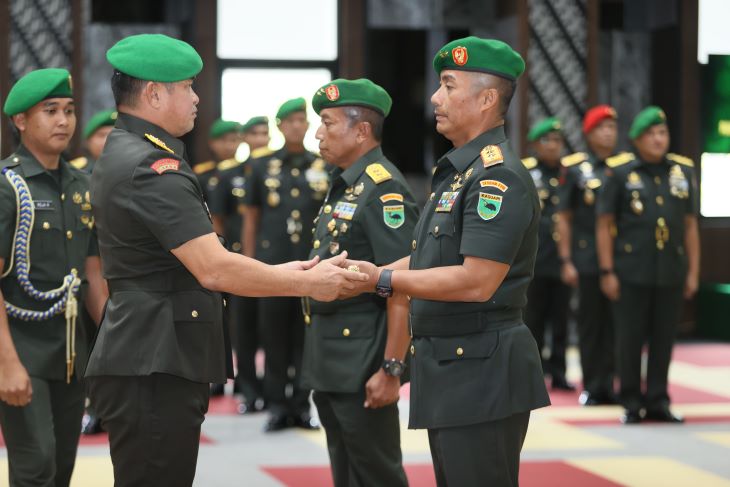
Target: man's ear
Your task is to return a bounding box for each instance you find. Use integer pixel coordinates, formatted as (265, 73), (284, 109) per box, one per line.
(12, 113), (26, 133)
(356, 121), (371, 143)
(143, 81), (162, 109)
(481, 87), (499, 114)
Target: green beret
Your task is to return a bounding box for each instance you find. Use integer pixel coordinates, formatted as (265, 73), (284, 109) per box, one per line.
(629, 106), (667, 139)
(241, 116), (269, 133)
(83, 109), (118, 139)
(3, 68), (73, 116)
(276, 97), (307, 122)
(209, 119), (242, 139)
(107, 34), (203, 82)
(433, 36), (525, 81)
(312, 78), (392, 117)
(527, 117), (562, 142)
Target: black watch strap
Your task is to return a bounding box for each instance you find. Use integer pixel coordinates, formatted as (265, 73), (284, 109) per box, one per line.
(376, 269), (394, 298)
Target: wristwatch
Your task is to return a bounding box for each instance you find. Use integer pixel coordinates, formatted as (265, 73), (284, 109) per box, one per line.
(382, 358), (406, 377)
(375, 269), (394, 298)
(599, 268), (614, 276)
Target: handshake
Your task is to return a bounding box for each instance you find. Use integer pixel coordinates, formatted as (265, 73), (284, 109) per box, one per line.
(278, 252), (381, 302)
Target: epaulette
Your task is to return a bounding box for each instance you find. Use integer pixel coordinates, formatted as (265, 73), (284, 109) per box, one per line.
(144, 133), (174, 154)
(521, 157), (538, 170)
(365, 163), (392, 184)
(250, 147), (274, 159)
(561, 152), (588, 168)
(193, 160), (216, 175)
(217, 158), (240, 171)
(69, 157), (88, 170)
(667, 153), (694, 167)
(606, 152), (635, 168)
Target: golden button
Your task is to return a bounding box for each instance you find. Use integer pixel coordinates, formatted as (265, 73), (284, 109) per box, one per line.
(42, 221), (50, 230)
(656, 196), (664, 206)
(291, 168), (300, 177)
(433, 225), (439, 235)
(191, 310), (199, 318)
(657, 217), (666, 226)
(12, 157), (19, 163)
(291, 188), (300, 198)
(291, 209), (301, 219)
(66, 230), (73, 240)
(262, 240), (270, 248)
(324, 205), (332, 214)
(549, 177), (559, 187)
(624, 244), (633, 253)
(411, 240), (417, 251)
(456, 347), (464, 356)
(552, 214), (559, 222)
(551, 195), (560, 205)
(313, 240), (320, 249)
(343, 328), (351, 337)
(410, 344), (415, 355)
(578, 239), (587, 249)
(61, 193), (66, 201)
(654, 176), (662, 185)
(332, 230), (339, 237)
(290, 234), (300, 243)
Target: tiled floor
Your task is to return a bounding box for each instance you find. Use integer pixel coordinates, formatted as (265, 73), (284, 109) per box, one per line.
(1, 342), (729, 486)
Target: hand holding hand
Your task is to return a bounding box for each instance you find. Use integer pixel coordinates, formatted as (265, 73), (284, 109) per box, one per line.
(279, 255), (320, 271)
(305, 252), (369, 302)
(338, 259), (380, 299)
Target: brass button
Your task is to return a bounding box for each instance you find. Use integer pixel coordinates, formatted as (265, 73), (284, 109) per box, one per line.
(410, 344), (415, 355)
(291, 209), (301, 219)
(291, 188), (300, 198)
(433, 225), (439, 235)
(654, 176), (662, 185)
(456, 347), (464, 356)
(42, 221), (50, 230)
(191, 310), (199, 318)
(290, 234), (300, 243)
(578, 239), (587, 249)
(549, 177), (559, 187)
(552, 214), (559, 222)
(324, 205), (332, 214)
(552, 231), (560, 242)
(624, 244), (632, 253)
(291, 168), (300, 177)
(12, 157), (19, 163)
(342, 328), (351, 337)
(657, 217), (665, 226)
(262, 240), (270, 249)
(313, 240), (320, 249)
(551, 195), (560, 205)
(411, 240), (417, 251)
(656, 196), (664, 206)
(332, 230), (339, 237)
(66, 230), (73, 240)
(232, 242), (242, 252)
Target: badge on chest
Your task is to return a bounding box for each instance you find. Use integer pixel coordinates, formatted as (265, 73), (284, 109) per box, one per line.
(332, 201), (357, 220)
(435, 191), (459, 212)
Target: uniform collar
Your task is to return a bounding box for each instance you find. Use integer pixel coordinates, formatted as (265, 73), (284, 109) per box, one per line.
(440, 124), (507, 173)
(115, 112), (185, 157)
(13, 144), (78, 188)
(334, 146), (384, 187)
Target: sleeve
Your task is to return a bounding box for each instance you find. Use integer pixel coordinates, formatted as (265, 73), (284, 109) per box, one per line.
(0, 177), (17, 260)
(243, 159), (263, 207)
(686, 168), (700, 216)
(363, 180), (420, 265)
(207, 171), (229, 216)
(460, 166), (533, 265)
(596, 168), (622, 216)
(86, 226), (100, 257)
(129, 156), (214, 251)
(556, 166), (577, 211)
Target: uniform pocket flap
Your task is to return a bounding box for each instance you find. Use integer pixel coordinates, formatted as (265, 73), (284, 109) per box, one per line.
(317, 313), (376, 339)
(171, 290), (216, 322)
(427, 221), (455, 239)
(432, 331), (499, 361)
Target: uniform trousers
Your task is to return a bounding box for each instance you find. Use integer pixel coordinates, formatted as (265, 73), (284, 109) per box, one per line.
(0, 377), (84, 487)
(525, 276), (571, 378)
(427, 412), (530, 487)
(612, 281), (684, 412)
(313, 390), (408, 487)
(87, 373), (209, 487)
(576, 274), (615, 397)
(233, 295), (264, 402)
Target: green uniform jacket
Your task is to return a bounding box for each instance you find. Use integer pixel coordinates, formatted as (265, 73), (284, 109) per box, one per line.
(557, 151), (612, 275)
(523, 157), (562, 278)
(207, 158), (251, 252)
(244, 148), (329, 263)
(85, 113), (231, 384)
(597, 152), (698, 286)
(0, 146), (97, 380)
(408, 125), (550, 429)
(300, 147), (419, 393)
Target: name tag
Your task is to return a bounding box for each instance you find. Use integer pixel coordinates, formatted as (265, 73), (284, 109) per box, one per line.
(34, 200), (54, 211)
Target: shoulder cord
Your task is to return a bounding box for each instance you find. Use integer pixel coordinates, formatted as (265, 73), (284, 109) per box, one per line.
(1, 167), (81, 382)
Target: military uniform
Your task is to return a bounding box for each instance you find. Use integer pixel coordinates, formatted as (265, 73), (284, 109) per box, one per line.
(244, 146), (328, 420)
(193, 160), (218, 200)
(522, 156), (572, 385)
(558, 150), (616, 401)
(597, 150), (697, 415)
(301, 145), (416, 486)
(408, 125), (550, 485)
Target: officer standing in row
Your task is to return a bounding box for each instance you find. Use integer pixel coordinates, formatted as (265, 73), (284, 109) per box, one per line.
(345, 37), (550, 486)
(0, 68), (107, 487)
(85, 34), (367, 486)
(596, 106), (700, 424)
(208, 115), (271, 412)
(522, 117), (575, 391)
(69, 109), (118, 174)
(557, 105), (620, 405)
(302, 78), (417, 487)
(243, 97), (329, 432)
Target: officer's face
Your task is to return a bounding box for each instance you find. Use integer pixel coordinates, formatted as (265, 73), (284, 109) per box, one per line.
(533, 132), (564, 165)
(315, 107), (360, 166)
(243, 125), (270, 151)
(209, 132), (240, 161)
(586, 118), (618, 153)
(431, 70), (487, 146)
(13, 98), (76, 154)
(87, 125), (113, 160)
(635, 124), (670, 162)
(278, 112), (309, 145)
(159, 79), (199, 137)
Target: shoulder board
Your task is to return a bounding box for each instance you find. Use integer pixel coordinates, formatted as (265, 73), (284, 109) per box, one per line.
(217, 158), (240, 171)
(250, 147), (274, 159)
(193, 160), (216, 175)
(69, 157), (88, 170)
(561, 152), (588, 168)
(521, 157), (538, 170)
(365, 163), (392, 184)
(0, 154), (21, 169)
(144, 133), (175, 154)
(667, 153), (694, 167)
(606, 152), (635, 168)
(480, 145), (504, 168)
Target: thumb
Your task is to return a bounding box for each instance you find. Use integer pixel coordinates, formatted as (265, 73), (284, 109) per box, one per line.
(327, 251), (348, 267)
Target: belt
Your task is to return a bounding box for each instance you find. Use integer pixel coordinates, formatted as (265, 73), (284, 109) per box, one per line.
(410, 309), (522, 337)
(108, 267), (202, 294)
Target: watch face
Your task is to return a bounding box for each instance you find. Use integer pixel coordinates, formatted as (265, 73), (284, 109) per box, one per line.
(385, 361), (404, 377)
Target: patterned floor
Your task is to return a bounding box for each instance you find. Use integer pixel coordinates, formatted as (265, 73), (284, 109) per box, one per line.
(1, 342), (729, 486)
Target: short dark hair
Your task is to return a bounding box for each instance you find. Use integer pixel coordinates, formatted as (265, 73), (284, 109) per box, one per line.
(111, 71), (147, 107)
(469, 72), (516, 117)
(342, 106), (385, 142)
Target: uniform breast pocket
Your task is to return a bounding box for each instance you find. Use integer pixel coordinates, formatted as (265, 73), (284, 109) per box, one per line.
(431, 331), (499, 364)
(427, 215), (459, 266)
(315, 312), (381, 368)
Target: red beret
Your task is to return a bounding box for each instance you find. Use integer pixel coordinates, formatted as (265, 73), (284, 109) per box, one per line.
(583, 105), (617, 134)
